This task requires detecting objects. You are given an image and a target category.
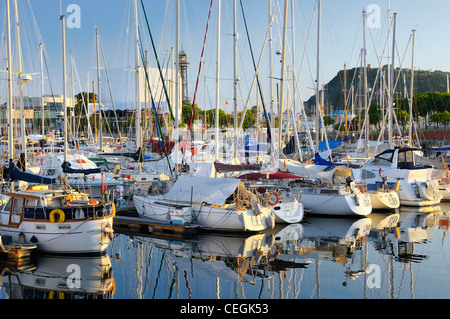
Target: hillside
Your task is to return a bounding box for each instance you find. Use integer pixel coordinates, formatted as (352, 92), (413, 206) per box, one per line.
(305, 67), (450, 112)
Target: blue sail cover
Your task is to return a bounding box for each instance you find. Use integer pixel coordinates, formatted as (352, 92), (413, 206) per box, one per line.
(318, 140), (343, 152)
(62, 161), (101, 175)
(9, 162), (58, 185)
(314, 153), (346, 167)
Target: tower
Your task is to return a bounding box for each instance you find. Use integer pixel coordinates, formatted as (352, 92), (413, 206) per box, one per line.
(178, 48), (190, 105)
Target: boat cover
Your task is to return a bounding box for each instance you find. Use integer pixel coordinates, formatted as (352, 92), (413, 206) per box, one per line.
(164, 176), (241, 206)
(9, 162), (58, 185)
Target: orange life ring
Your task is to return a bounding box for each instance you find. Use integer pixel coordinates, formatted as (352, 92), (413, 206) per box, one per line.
(267, 192), (280, 206)
(77, 159), (87, 164)
(357, 184), (365, 194)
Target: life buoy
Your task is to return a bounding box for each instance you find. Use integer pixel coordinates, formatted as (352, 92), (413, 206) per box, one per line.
(90, 199), (100, 205)
(267, 192), (280, 206)
(76, 159), (87, 164)
(49, 209), (65, 223)
(66, 194), (74, 207)
(357, 184), (365, 194)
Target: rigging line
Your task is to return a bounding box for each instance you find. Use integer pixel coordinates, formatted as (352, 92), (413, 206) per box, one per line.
(138, 32), (173, 176)
(182, 0), (214, 166)
(99, 34), (122, 141)
(238, 0), (273, 144)
(140, 0), (175, 123)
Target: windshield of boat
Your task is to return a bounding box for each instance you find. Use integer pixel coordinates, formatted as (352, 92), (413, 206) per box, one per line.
(371, 150), (394, 166)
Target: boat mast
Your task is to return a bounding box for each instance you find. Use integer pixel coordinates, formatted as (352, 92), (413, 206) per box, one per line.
(134, 0), (142, 151)
(389, 12), (397, 148)
(279, 0), (288, 149)
(315, 0), (322, 154)
(269, 0), (274, 134)
(409, 29), (416, 146)
(233, 0), (238, 162)
(6, 0), (14, 167)
(60, 13), (68, 185)
(13, 0), (27, 169)
(175, 0), (180, 174)
(215, 0), (221, 162)
(96, 28), (103, 152)
(40, 43), (45, 138)
(363, 10), (369, 156)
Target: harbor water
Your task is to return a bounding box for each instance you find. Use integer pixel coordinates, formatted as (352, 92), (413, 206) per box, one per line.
(1, 203), (450, 300)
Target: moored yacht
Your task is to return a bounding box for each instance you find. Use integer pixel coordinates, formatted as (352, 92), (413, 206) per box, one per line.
(352, 148), (442, 207)
(0, 186), (115, 255)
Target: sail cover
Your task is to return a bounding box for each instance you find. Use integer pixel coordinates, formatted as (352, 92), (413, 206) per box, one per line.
(164, 176), (241, 207)
(9, 162), (58, 185)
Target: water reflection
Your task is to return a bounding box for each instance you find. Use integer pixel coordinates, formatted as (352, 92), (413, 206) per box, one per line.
(3, 204), (448, 299)
(0, 254), (114, 299)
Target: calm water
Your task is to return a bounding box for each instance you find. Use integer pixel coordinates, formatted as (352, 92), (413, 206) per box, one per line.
(2, 203), (450, 300)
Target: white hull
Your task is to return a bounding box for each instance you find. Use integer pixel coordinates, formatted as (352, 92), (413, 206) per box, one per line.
(300, 191), (372, 216)
(134, 195), (275, 232)
(271, 198), (304, 224)
(0, 217), (113, 255)
(369, 191), (400, 210)
(439, 185), (450, 201)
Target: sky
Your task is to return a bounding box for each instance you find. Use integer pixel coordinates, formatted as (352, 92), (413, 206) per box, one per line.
(1, 0), (450, 115)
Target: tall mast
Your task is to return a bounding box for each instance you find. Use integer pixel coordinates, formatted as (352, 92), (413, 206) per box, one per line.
(13, 0), (27, 168)
(409, 29), (416, 146)
(269, 0), (274, 134)
(40, 43), (45, 138)
(215, 0), (221, 162)
(279, 0), (288, 149)
(363, 10), (369, 156)
(389, 12), (397, 147)
(134, 0), (142, 150)
(96, 28), (103, 151)
(60, 14), (68, 185)
(233, 0), (238, 161)
(175, 0), (180, 173)
(291, 0), (301, 161)
(6, 0), (14, 165)
(315, 0), (322, 153)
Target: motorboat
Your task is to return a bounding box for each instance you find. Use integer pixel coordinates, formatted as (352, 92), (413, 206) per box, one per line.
(134, 176), (276, 232)
(352, 148), (442, 207)
(0, 186), (115, 255)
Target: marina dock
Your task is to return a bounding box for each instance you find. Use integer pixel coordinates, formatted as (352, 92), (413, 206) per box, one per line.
(113, 215), (198, 239)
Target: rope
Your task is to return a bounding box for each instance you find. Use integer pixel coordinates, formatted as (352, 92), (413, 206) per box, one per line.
(182, 0), (214, 166)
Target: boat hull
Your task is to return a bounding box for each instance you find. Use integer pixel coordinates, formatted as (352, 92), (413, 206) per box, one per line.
(300, 192), (372, 216)
(0, 217), (113, 255)
(369, 191), (400, 210)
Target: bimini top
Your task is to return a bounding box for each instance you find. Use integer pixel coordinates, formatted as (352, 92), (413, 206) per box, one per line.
(164, 176), (242, 207)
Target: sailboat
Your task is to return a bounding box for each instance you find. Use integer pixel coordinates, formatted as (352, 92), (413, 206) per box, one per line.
(0, 9), (114, 255)
(134, 175), (275, 232)
(237, 171), (304, 224)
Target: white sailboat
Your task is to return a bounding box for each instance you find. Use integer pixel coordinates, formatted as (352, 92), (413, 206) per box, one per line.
(0, 10), (114, 256)
(134, 175), (275, 232)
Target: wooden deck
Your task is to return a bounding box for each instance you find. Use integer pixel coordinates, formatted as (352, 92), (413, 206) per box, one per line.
(113, 215), (198, 239)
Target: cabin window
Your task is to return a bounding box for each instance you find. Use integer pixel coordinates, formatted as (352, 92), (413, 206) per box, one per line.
(398, 151), (414, 169)
(12, 198), (23, 214)
(3, 199), (11, 212)
(25, 199), (38, 207)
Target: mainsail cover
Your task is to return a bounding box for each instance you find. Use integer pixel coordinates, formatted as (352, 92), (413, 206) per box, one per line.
(9, 162), (58, 185)
(164, 176), (241, 207)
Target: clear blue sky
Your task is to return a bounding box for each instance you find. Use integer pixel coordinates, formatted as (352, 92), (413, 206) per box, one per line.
(2, 0), (450, 114)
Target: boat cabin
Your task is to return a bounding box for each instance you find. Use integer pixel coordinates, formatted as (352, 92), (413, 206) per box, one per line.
(370, 148), (433, 170)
